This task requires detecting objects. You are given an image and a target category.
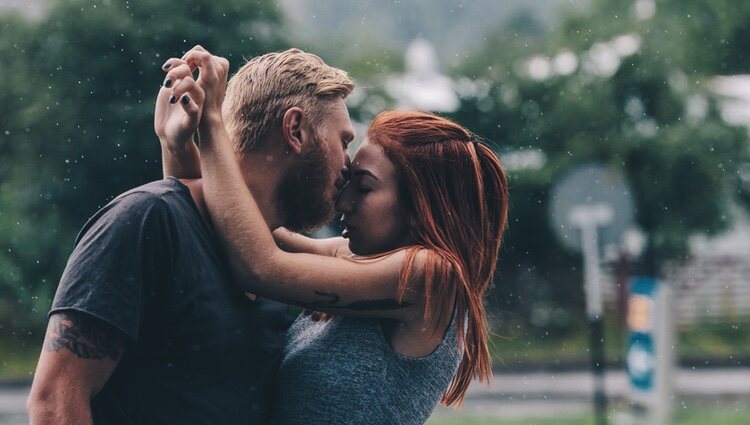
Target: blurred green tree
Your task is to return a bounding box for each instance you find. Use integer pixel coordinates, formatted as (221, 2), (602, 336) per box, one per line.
(451, 0), (749, 331)
(0, 0), (286, 334)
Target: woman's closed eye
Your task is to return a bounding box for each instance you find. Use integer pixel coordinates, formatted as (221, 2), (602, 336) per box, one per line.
(351, 177), (373, 194)
(347, 178), (368, 194)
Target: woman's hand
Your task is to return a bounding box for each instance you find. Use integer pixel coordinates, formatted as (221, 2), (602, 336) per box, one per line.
(154, 57), (206, 178)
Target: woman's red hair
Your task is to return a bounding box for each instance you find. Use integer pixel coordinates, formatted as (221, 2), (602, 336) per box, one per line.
(367, 110), (509, 406)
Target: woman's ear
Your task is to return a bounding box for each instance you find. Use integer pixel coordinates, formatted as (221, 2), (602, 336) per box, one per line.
(282, 107), (305, 155)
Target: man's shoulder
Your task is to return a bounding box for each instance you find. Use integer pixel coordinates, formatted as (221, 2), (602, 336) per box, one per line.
(100, 177), (194, 215)
(74, 179), (191, 242)
(115, 177), (187, 203)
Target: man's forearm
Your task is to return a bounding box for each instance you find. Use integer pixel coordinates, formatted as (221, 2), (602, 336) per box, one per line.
(28, 390), (93, 425)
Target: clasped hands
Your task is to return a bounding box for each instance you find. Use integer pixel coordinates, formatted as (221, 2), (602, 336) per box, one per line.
(154, 45), (230, 158)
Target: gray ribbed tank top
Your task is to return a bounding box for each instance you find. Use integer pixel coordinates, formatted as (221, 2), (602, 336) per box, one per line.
(270, 310), (461, 424)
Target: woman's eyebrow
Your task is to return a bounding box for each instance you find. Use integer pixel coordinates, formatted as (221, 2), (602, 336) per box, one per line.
(353, 169), (380, 181)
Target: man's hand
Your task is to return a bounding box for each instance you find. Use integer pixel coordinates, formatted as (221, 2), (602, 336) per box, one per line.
(179, 45), (230, 128)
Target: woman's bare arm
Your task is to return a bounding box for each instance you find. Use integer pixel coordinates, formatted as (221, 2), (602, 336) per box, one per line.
(160, 139), (201, 179)
(273, 228), (351, 257)
(154, 58), (203, 179)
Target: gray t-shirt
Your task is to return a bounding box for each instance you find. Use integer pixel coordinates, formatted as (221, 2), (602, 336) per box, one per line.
(51, 177), (292, 424)
(272, 311), (461, 424)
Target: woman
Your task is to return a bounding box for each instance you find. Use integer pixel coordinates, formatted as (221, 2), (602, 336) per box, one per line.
(160, 49), (509, 424)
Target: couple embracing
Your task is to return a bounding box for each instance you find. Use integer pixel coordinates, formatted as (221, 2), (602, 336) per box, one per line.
(27, 45), (509, 425)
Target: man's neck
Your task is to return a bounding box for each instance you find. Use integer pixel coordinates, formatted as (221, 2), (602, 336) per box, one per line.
(238, 152), (287, 230)
(180, 171), (282, 231)
(179, 178), (210, 224)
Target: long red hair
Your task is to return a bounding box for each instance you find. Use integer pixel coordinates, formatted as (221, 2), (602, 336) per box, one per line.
(367, 110), (509, 406)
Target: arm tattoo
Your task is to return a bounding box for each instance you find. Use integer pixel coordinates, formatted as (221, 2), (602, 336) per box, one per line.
(291, 290), (413, 311)
(44, 311), (122, 361)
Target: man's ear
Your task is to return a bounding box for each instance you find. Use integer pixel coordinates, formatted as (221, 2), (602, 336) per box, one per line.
(282, 107), (305, 155)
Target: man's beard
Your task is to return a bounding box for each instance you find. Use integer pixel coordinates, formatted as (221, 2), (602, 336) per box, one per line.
(278, 133), (335, 233)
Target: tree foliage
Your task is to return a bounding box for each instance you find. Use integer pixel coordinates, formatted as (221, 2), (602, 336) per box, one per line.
(0, 0), (286, 332)
(450, 0), (749, 328)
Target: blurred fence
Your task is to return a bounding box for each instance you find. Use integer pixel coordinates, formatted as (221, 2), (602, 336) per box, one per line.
(602, 221), (750, 326)
(666, 255), (750, 325)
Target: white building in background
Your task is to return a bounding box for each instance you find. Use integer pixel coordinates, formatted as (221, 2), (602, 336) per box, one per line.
(710, 75), (750, 127)
(699, 75), (750, 259)
(385, 39), (459, 113)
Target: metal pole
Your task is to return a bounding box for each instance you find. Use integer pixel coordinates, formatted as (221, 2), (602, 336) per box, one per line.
(589, 316), (608, 425)
(653, 282), (674, 425)
(578, 215), (608, 425)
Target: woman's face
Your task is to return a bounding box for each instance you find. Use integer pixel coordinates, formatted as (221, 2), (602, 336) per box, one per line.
(335, 139), (412, 256)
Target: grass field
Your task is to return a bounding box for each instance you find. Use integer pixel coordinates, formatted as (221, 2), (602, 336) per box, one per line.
(427, 401), (750, 425)
(488, 318), (750, 368)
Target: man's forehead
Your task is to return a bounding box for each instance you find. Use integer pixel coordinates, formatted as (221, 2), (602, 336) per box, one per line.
(327, 97), (351, 119)
(326, 99), (355, 134)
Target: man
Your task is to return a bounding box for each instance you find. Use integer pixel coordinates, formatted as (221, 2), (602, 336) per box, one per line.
(27, 46), (355, 424)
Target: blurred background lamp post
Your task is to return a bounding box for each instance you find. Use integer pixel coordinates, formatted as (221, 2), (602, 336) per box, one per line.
(550, 164), (636, 425)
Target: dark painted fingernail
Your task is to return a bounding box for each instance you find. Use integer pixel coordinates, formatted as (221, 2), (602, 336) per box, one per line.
(162, 61), (171, 70)
(163, 78), (172, 88)
(169, 95), (177, 104)
(181, 95), (190, 105)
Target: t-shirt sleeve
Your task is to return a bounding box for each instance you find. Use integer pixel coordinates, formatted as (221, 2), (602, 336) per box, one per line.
(50, 191), (175, 341)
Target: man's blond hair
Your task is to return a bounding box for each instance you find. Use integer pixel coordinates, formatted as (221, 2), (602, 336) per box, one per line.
(222, 48), (355, 153)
